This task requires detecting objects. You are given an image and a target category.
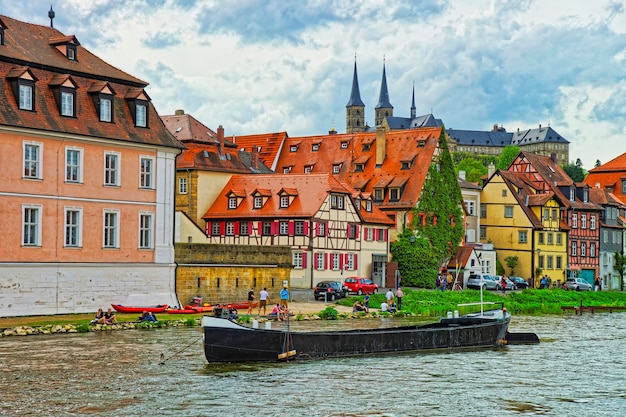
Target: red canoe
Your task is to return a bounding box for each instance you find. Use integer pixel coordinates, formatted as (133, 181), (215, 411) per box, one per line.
(185, 302), (259, 312)
(184, 305), (214, 313)
(167, 308), (198, 314)
(111, 304), (169, 314)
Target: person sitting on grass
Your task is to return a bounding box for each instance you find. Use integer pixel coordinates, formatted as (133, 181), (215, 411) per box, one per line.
(104, 308), (117, 324)
(269, 304), (282, 319)
(138, 311), (157, 322)
(353, 301), (367, 313)
(228, 307), (239, 322)
(387, 301), (397, 314)
(91, 308), (105, 324)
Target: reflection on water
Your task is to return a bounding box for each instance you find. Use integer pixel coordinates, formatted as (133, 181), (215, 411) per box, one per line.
(1, 315), (625, 416)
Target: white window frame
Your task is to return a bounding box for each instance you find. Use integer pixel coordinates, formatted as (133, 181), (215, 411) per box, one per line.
(346, 253), (355, 270)
(23, 141), (43, 179)
(211, 222), (220, 236)
(333, 165), (341, 174)
(103, 209), (120, 248)
(225, 222), (235, 236)
(65, 146), (83, 183)
(280, 195), (289, 208)
(504, 206), (513, 218)
(19, 83), (33, 110)
(178, 177), (187, 194)
(590, 215), (596, 230)
(139, 156), (155, 189)
(295, 221), (304, 236)
(22, 204), (42, 246)
(99, 96), (112, 122)
(571, 213), (578, 228)
(464, 200), (476, 216)
(228, 197), (237, 209)
(332, 253), (340, 270)
(279, 221), (289, 235)
(253, 196), (263, 209)
(240, 222), (249, 236)
(315, 252), (325, 270)
(138, 212), (153, 249)
(104, 151), (121, 186)
(292, 251), (303, 269)
(366, 227), (374, 241)
(61, 90), (74, 116)
(64, 207), (83, 247)
(136, 103), (147, 127)
(581, 214), (587, 229)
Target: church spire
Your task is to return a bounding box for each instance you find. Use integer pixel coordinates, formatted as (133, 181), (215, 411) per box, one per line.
(375, 58), (393, 126)
(346, 55), (365, 133)
(410, 82), (416, 119)
(346, 59), (365, 107)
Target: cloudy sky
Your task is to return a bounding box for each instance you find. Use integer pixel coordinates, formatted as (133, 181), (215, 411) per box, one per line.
(4, 0), (626, 169)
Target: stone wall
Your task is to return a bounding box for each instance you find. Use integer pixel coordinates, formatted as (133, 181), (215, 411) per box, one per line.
(175, 243), (292, 306)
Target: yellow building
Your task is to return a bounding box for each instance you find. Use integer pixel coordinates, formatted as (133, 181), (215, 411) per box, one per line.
(480, 170), (567, 286)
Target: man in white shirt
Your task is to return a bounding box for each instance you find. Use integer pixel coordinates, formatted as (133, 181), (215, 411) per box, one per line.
(386, 289), (394, 304)
(258, 287), (270, 315)
(380, 301), (388, 312)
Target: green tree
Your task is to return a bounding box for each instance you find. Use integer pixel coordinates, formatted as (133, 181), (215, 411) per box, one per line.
(390, 229), (439, 288)
(496, 145), (520, 171)
(505, 256), (519, 275)
(412, 128), (465, 270)
(456, 157), (488, 182)
(614, 251), (626, 291)
(562, 162), (587, 182)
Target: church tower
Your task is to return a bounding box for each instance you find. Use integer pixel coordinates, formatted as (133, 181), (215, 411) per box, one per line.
(410, 83), (416, 119)
(374, 60), (393, 127)
(346, 59), (365, 133)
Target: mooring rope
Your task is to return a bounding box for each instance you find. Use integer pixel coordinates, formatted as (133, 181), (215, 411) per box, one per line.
(159, 335), (203, 365)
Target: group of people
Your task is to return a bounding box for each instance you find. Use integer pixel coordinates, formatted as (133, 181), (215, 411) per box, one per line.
(91, 308), (118, 324)
(539, 275), (552, 289)
(379, 287), (402, 313)
(268, 303), (289, 321)
(247, 286), (291, 320)
(435, 271), (455, 291)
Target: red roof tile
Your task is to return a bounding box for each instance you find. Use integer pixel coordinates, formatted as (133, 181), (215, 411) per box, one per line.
(230, 132), (289, 169)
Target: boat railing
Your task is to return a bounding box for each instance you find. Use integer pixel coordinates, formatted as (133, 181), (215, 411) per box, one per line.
(457, 301), (505, 317)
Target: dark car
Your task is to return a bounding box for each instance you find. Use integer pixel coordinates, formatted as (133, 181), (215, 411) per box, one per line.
(313, 281), (348, 301)
(343, 277), (379, 295)
(510, 276), (530, 289)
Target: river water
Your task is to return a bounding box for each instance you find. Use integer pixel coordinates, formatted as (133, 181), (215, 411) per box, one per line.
(0, 314), (625, 417)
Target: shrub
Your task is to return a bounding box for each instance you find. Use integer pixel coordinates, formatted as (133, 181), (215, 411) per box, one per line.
(318, 306), (338, 320)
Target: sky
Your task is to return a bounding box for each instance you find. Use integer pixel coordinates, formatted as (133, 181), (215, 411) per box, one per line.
(3, 0), (626, 169)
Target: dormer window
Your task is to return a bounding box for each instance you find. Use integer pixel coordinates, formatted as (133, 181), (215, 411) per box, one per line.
(374, 188), (384, 201)
(290, 145), (298, 152)
(126, 89), (151, 128)
(583, 188), (588, 203)
(569, 186), (575, 201)
(18, 80), (35, 111)
(389, 188), (400, 201)
(49, 75), (77, 117)
(401, 161), (411, 170)
(304, 165), (313, 174)
(89, 82), (115, 123)
(312, 143), (320, 152)
(332, 164), (341, 174)
(362, 144), (371, 152)
(365, 200), (372, 212)
(341, 142), (349, 149)
(282, 166), (292, 174)
(253, 196), (263, 208)
(355, 163), (364, 172)
(228, 197), (237, 209)
(67, 44), (77, 61)
(280, 195), (289, 208)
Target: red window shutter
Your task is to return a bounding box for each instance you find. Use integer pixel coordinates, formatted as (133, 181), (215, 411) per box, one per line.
(271, 221), (279, 235)
(303, 221), (309, 235)
(315, 222), (320, 236)
(340, 253), (345, 270)
(234, 221), (240, 235)
(324, 253), (328, 269)
(288, 221), (295, 236)
(325, 222), (329, 236)
(355, 225), (360, 239)
(374, 228), (379, 241)
(248, 221), (253, 234)
(384, 229), (388, 241)
(257, 221), (263, 234)
(302, 252), (308, 268)
(206, 222), (212, 236)
(219, 222), (225, 235)
(354, 253), (358, 270)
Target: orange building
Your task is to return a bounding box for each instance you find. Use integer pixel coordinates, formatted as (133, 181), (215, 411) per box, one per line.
(0, 15), (184, 316)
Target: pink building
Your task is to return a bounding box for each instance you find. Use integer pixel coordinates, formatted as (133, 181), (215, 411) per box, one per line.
(0, 15), (184, 316)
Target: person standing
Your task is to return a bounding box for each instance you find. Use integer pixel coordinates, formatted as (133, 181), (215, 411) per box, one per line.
(396, 287), (403, 310)
(501, 275), (507, 295)
(386, 288), (394, 304)
(446, 271), (453, 291)
(280, 285), (289, 307)
(594, 277), (601, 291)
(247, 287), (255, 314)
(258, 287), (270, 315)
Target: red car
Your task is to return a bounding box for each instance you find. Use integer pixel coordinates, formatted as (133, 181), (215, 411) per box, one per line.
(343, 277), (378, 295)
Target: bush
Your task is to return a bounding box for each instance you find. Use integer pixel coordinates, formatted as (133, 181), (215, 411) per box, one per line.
(318, 306), (338, 320)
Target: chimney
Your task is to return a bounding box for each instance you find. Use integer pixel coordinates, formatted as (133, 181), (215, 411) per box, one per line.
(252, 145), (259, 169)
(539, 124), (542, 130)
(493, 124), (499, 132)
(488, 163), (495, 178)
(217, 125), (224, 157)
(459, 170), (466, 181)
(375, 126), (386, 166)
(550, 153), (557, 163)
(175, 109), (185, 115)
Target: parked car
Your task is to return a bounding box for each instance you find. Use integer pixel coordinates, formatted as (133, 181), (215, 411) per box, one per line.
(467, 274), (500, 290)
(343, 277), (378, 295)
(563, 278), (592, 291)
(496, 276), (517, 291)
(510, 276), (530, 289)
(313, 281), (348, 301)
